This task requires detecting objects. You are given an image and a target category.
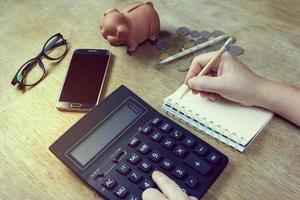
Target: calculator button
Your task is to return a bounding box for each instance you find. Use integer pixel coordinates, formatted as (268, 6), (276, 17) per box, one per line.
(101, 177), (117, 190)
(112, 150), (126, 163)
(128, 170), (142, 183)
(141, 125), (152, 135)
(117, 163), (131, 175)
(149, 151), (162, 162)
(137, 143), (151, 155)
(114, 185), (128, 198)
(194, 144), (207, 156)
(140, 179), (154, 190)
(173, 146), (187, 157)
(150, 131), (163, 142)
(184, 154), (211, 175)
(150, 117), (161, 126)
(170, 130), (184, 140)
(138, 160), (152, 173)
(207, 152), (220, 164)
(128, 137), (140, 148)
(159, 122), (172, 133)
(91, 169), (104, 180)
(127, 194), (140, 200)
(182, 137), (196, 148)
(184, 176), (198, 189)
(161, 138), (175, 149)
(127, 153), (141, 165)
(160, 159), (173, 170)
(172, 167), (186, 179)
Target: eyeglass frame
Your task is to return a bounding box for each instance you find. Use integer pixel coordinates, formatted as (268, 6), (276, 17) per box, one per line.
(11, 33), (68, 90)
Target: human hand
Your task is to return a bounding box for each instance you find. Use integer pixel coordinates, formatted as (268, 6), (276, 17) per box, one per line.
(185, 51), (266, 106)
(142, 171), (198, 200)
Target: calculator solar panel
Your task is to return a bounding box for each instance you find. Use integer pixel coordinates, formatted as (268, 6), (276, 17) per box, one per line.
(49, 85), (228, 200)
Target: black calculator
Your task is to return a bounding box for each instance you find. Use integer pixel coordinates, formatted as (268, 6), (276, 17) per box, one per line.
(50, 85), (228, 199)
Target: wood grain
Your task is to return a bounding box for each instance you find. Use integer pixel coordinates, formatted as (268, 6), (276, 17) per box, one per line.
(0, 0), (299, 199)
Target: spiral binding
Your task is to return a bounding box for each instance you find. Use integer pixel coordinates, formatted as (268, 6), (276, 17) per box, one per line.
(162, 99), (245, 152)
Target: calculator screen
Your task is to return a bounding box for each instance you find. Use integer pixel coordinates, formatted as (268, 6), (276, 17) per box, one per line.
(70, 102), (142, 166)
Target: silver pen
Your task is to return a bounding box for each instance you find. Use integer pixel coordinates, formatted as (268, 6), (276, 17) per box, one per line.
(159, 35), (230, 64)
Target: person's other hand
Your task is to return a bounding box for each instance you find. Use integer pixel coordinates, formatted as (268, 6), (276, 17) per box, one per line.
(142, 171), (198, 200)
(185, 51), (265, 106)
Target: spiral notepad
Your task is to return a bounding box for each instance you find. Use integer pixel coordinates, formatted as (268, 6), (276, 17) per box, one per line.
(162, 84), (273, 152)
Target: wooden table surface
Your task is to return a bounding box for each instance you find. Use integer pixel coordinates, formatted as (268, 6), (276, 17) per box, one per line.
(1, 0), (300, 199)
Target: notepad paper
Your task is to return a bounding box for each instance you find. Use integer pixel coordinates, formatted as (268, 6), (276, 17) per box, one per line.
(162, 84), (273, 152)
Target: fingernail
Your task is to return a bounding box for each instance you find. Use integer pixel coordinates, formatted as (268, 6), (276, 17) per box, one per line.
(152, 170), (160, 177)
(188, 79), (194, 88)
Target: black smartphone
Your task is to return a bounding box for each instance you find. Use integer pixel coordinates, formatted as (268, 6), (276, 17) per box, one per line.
(56, 49), (111, 112)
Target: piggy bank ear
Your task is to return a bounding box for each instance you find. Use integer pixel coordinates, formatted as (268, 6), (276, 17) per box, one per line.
(116, 25), (130, 40)
(104, 8), (119, 16)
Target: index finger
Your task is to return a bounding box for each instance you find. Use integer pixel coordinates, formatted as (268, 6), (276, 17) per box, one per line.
(185, 51), (220, 84)
(152, 171), (189, 200)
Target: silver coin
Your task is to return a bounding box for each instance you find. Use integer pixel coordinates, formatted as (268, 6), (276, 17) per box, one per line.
(199, 31), (211, 38)
(159, 30), (172, 38)
(228, 45), (244, 55)
(211, 30), (225, 38)
(176, 26), (191, 36)
(196, 37), (209, 45)
(190, 30), (201, 38)
(156, 39), (169, 50)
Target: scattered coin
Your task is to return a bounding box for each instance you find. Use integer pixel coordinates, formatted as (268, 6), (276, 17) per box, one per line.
(156, 39), (169, 50)
(183, 40), (197, 49)
(159, 52), (170, 62)
(176, 26), (191, 36)
(199, 31), (211, 38)
(172, 36), (186, 47)
(190, 30), (201, 38)
(211, 30), (225, 38)
(166, 48), (179, 56)
(176, 60), (190, 72)
(196, 37), (209, 45)
(159, 30), (172, 38)
(228, 45), (244, 55)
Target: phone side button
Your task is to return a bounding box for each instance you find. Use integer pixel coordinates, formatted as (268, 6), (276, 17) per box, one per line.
(70, 103), (82, 108)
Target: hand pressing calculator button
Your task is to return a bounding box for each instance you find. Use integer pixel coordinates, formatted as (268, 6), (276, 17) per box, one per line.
(50, 85), (228, 200)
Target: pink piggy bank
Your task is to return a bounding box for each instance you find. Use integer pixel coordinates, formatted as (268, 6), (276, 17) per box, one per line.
(100, 2), (160, 53)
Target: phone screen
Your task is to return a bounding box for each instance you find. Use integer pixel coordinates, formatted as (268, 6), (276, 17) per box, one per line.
(59, 50), (110, 104)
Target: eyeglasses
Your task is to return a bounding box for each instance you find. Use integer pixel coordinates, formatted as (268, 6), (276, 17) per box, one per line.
(11, 33), (68, 90)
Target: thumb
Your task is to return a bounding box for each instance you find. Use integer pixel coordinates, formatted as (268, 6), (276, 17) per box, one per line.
(188, 76), (223, 93)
